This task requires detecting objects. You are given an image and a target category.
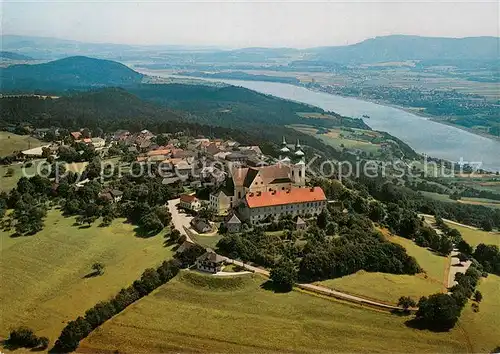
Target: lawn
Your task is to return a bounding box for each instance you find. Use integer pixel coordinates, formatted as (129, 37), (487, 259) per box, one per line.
(445, 223), (500, 248)
(0, 132), (44, 157)
(190, 233), (222, 249)
(382, 230), (448, 287)
(460, 274), (500, 353)
(0, 160), (45, 192)
(317, 270), (443, 305)
(0, 209), (174, 341)
(81, 271), (467, 353)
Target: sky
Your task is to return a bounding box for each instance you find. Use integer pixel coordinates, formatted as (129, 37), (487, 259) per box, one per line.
(2, 0), (499, 48)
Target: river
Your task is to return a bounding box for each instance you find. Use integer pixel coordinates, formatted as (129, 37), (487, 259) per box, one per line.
(141, 71), (500, 172)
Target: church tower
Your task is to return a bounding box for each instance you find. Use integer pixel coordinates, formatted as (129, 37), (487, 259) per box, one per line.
(291, 139), (305, 186)
(279, 136), (291, 164)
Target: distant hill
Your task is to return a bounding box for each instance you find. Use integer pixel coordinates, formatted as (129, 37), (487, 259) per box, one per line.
(309, 35), (500, 63)
(0, 51), (34, 61)
(0, 56), (144, 91)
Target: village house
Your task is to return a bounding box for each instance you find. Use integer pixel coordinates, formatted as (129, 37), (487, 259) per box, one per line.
(210, 188), (234, 216)
(295, 216), (307, 231)
(70, 131), (82, 141)
(225, 152), (248, 164)
(196, 249), (225, 273)
(179, 194), (201, 211)
(190, 217), (212, 234)
(91, 137), (106, 148)
(239, 187), (327, 224)
(225, 214), (242, 233)
(99, 189), (123, 203)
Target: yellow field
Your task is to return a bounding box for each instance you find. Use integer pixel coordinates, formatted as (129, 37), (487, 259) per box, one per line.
(460, 274), (500, 353)
(0, 209), (173, 341)
(318, 270), (443, 305)
(446, 223), (500, 248)
(0, 132), (44, 157)
(81, 271), (467, 353)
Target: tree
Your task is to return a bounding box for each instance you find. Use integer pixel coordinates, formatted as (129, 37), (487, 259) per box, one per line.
(457, 253), (469, 264)
(269, 259), (297, 292)
(481, 219), (493, 232)
(416, 294), (460, 330)
(38, 336), (49, 350)
(398, 296), (416, 312)
(92, 262), (105, 276)
(368, 200), (386, 222)
(198, 207), (214, 221)
(140, 211), (164, 235)
(473, 290), (483, 303)
(7, 327), (40, 348)
(5, 167), (14, 177)
(457, 240), (473, 256)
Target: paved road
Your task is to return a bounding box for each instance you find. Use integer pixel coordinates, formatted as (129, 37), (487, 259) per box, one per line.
(223, 258), (403, 311)
(447, 250), (472, 289)
(167, 198), (194, 242)
(420, 214), (472, 289)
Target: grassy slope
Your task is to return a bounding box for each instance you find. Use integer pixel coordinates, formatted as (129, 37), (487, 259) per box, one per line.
(446, 223), (500, 247)
(82, 271), (467, 353)
(385, 233), (448, 287)
(459, 274), (500, 353)
(0, 132), (44, 157)
(0, 209), (173, 340)
(317, 228), (447, 305)
(318, 271), (443, 305)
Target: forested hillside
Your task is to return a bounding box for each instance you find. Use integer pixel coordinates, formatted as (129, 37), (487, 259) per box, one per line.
(0, 89), (346, 159)
(0, 56), (143, 91)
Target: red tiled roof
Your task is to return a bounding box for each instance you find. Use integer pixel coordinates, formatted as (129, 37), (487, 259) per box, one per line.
(71, 131), (82, 139)
(180, 194), (198, 203)
(245, 187), (326, 208)
(147, 149), (171, 156)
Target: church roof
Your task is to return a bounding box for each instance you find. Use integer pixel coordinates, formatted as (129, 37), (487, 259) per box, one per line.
(232, 165), (291, 188)
(245, 187), (326, 208)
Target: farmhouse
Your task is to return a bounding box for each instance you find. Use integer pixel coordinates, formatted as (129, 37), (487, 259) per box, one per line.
(240, 187), (327, 224)
(190, 217), (212, 234)
(179, 194), (201, 211)
(196, 249), (225, 273)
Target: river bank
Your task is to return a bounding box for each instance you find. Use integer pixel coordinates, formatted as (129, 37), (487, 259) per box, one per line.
(304, 84), (500, 143)
(136, 69), (500, 172)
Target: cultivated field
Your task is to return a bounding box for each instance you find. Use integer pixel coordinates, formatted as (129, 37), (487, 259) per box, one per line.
(81, 271), (467, 353)
(0, 132), (44, 157)
(0, 209), (173, 341)
(291, 124), (382, 155)
(459, 274), (500, 353)
(317, 270), (443, 305)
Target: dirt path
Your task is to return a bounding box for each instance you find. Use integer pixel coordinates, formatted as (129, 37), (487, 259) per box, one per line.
(419, 213), (479, 230)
